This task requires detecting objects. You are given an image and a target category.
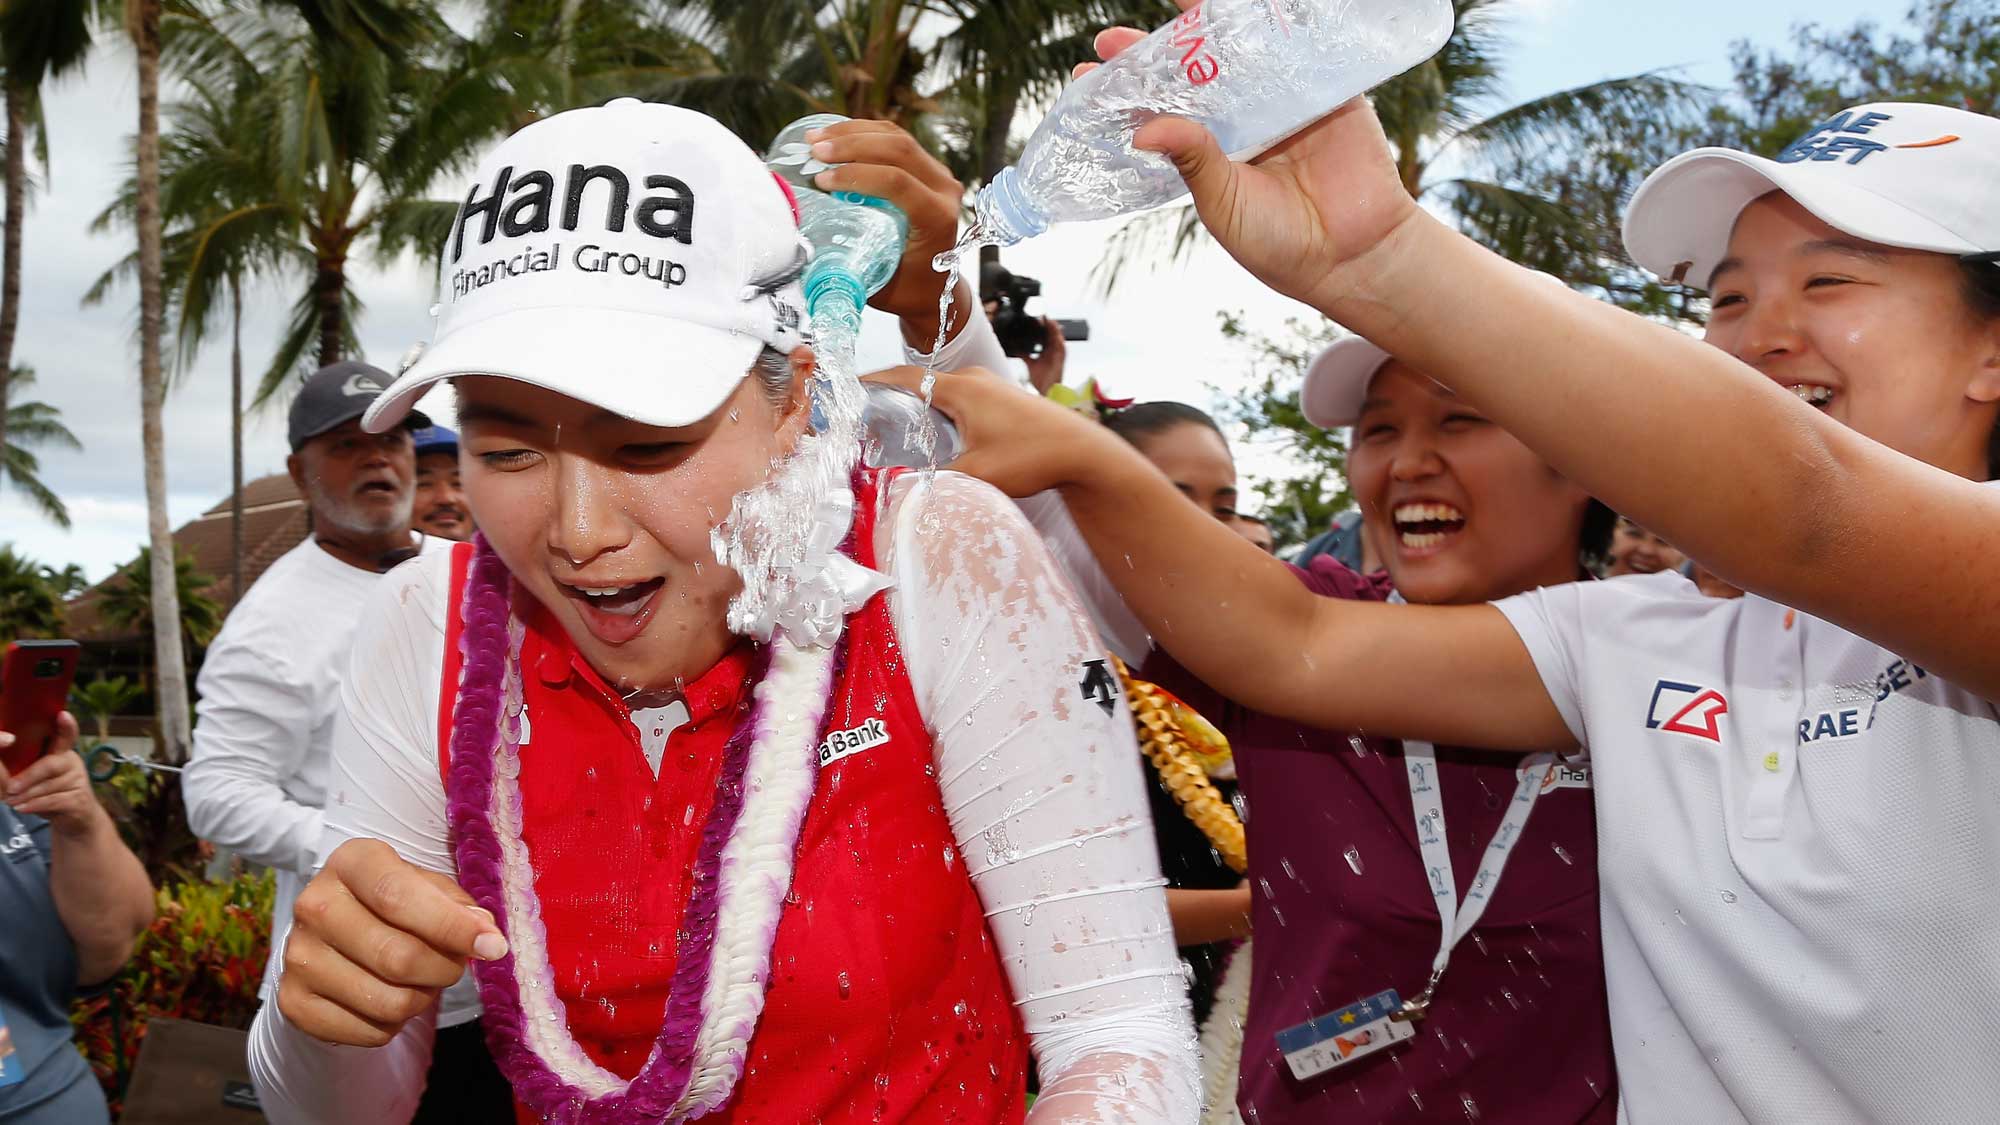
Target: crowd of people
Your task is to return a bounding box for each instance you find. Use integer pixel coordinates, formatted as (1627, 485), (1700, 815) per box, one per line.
(2, 8), (1995, 1124)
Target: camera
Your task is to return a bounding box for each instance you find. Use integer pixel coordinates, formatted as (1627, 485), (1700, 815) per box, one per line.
(980, 262), (1089, 359)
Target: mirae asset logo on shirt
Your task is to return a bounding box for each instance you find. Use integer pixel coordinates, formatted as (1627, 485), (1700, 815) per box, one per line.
(1646, 680), (1731, 743)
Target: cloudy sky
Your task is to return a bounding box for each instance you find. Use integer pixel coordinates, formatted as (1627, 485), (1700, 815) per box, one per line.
(3, 0), (1886, 580)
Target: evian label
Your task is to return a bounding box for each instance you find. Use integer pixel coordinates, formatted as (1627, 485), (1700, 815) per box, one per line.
(1168, 3), (1220, 85)
(818, 718), (889, 767)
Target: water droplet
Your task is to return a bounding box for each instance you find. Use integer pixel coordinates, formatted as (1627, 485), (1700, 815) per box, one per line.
(1348, 735), (1370, 758)
(1280, 856), (1297, 881)
(1470, 932), (1488, 955)
(1408, 1089), (1426, 1111)
(1343, 845), (1365, 875)
(1551, 844), (1574, 866)
(1461, 1093), (1482, 1120)
(837, 971), (851, 999)
(1720, 889), (1738, 904)
(942, 845), (956, 870)
(1674, 909), (1687, 926)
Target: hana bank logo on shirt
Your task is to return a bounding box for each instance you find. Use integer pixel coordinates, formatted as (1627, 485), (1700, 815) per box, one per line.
(1645, 680), (1731, 743)
(818, 718), (890, 767)
(1, 829), (36, 862)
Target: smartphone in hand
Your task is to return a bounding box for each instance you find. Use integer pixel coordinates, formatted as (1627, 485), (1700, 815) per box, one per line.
(0, 640), (81, 774)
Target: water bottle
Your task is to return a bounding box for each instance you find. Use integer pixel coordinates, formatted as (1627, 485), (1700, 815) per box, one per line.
(764, 114), (910, 317)
(972, 0), (1454, 245)
(861, 383), (961, 469)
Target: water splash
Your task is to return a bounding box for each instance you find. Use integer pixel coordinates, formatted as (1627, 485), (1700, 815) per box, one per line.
(917, 225), (995, 467)
(710, 285), (870, 644)
(1342, 844), (1364, 875)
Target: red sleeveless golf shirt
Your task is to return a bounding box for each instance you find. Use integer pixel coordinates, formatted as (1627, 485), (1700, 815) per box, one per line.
(438, 470), (1027, 1122)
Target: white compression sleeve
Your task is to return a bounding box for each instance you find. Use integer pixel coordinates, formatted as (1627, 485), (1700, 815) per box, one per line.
(882, 470), (1200, 1123)
(247, 556), (458, 1124)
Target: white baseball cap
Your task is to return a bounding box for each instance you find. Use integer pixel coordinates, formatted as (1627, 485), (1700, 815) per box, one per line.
(364, 99), (811, 432)
(1624, 101), (2000, 290)
(1300, 271), (1570, 429)
(1299, 335), (1393, 429)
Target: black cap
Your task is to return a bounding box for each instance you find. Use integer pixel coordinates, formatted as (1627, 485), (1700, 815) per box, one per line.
(287, 361), (430, 452)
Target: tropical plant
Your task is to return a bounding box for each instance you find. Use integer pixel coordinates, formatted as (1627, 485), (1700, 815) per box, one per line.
(41, 560), (87, 598)
(88, 0), (538, 406)
(1707, 0), (1997, 154)
(0, 0), (98, 468)
(96, 546), (222, 672)
(0, 542), (63, 640)
(70, 869), (275, 1111)
(72, 675), (144, 743)
(1209, 311), (1352, 549)
(2, 364), (80, 526)
(1094, 0), (1710, 317)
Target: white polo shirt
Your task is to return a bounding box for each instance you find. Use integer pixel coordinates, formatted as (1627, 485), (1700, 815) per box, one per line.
(1495, 563), (2000, 1124)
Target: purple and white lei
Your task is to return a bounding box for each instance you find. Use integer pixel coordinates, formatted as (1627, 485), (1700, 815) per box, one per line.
(447, 536), (839, 1123)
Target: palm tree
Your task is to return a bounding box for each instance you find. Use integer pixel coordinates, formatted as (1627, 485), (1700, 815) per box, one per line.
(71, 675), (143, 743)
(0, 0), (97, 468)
(1093, 0), (1708, 311)
(0, 543), (62, 641)
(127, 0), (198, 766)
(97, 546), (222, 670)
(88, 76), (280, 607)
(2, 365), (80, 527)
(133, 0), (532, 404)
(41, 561), (86, 599)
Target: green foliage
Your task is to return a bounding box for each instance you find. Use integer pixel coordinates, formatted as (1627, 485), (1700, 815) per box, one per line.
(72, 675), (144, 742)
(1708, 0), (1998, 153)
(3, 365), (82, 526)
(97, 546), (223, 653)
(70, 869), (276, 1112)
(1213, 311), (1350, 549)
(0, 541), (64, 640)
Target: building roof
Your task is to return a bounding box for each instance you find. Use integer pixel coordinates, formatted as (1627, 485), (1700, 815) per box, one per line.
(67, 473), (310, 642)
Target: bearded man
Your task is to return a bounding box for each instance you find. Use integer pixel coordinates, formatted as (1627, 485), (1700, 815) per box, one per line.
(181, 361), (511, 1120)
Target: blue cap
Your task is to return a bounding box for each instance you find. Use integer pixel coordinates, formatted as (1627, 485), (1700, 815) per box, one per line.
(412, 425), (458, 456)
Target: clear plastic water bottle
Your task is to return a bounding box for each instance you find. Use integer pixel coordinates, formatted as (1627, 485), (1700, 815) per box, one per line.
(972, 0), (1454, 244)
(765, 114), (910, 314)
(862, 383), (961, 469)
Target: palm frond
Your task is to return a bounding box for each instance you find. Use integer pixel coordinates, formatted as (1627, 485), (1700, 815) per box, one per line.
(1436, 71), (1712, 163)
(1088, 202), (1202, 294)
(254, 288), (326, 408)
(0, 446), (69, 528)
(363, 197), (459, 269)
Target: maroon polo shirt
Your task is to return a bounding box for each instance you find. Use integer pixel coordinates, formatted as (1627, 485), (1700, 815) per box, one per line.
(1143, 557), (1615, 1125)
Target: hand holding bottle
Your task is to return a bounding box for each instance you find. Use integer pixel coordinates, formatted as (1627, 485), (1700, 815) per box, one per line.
(1085, 2), (1424, 315)
(862, 366), (1129, 499)
(801, 119), (975, 347)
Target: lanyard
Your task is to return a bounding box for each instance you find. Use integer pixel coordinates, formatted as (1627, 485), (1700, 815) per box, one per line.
(1392, 741), (1556, 1022)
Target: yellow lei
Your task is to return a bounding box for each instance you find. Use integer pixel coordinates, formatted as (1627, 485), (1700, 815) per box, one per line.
(1112, 655), (1247, 875)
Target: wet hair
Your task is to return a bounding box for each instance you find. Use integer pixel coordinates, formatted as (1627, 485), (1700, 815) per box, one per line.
(1103, 401), (1225, 448)
(1961, 257), (2000, 479)
(753, 346), (794, 407)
